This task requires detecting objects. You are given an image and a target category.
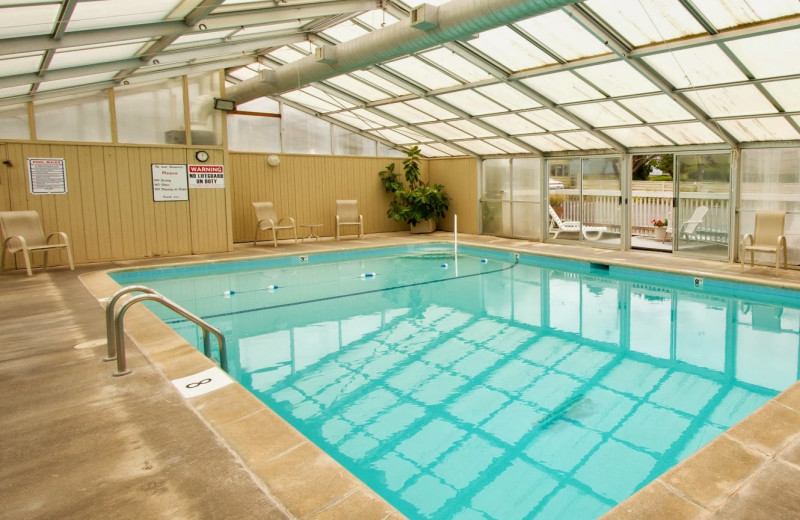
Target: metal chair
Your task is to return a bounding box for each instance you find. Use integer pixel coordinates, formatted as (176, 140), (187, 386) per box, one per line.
(0, 210), (74, 276)
(252, 202), (297, 247)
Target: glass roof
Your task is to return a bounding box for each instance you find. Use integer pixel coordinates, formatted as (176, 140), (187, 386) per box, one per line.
(0, 0), (798, 157)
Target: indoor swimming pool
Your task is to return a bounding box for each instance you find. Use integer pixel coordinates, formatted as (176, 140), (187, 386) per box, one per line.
(111, 244), (800, 520)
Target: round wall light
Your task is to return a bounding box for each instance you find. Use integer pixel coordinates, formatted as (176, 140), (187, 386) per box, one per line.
(267, 155), (281, 167)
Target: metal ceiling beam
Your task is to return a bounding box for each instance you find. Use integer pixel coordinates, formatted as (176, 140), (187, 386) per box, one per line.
(226, 0), (583, 103)
(203, 0), (375, 30)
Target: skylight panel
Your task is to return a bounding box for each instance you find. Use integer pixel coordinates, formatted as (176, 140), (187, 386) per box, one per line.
(514, 11), (610, 61)
(69, 0), (181, 31)
(654, 122), (725, 144)
(521, 109), (579, 131)
(384, 57), (460, 90)
(683, 85), (777, 118)
(558, 131), (613, 150)
(280, 90), (344, 113)
(393, 127), (432, 143)
(377, 102), (436, 123)
(476, 84), (541, 111)
(417, 122), (473, 140)
(436, 90), (506, 116)
(328, 112), (379, 130)
(576, 61), (658, 96)
(642, 44), (746, 89)
(37, 72), (117, 92)
(0, 85), (33, 98)
(584, 0), (706, 47)
(566, 101), (641, 127)
(351, 109), (395, 128)
(521, 71), (604, 104)
(49, 41), (147, 70)
(619, 95), (693, 123)
(405, 99), (458, 120)
(420, 48), (494, 83)
(455, 140), (505, 155)
(368, 128), (415, 145)
(484, 138), (528, 154)
(448, 120), (497, 138)
(325, 75), (387, 102)
(269, 46), (309, 64)
(171, 30), (231, 46)
(601, 127), (673, 147)
(691, 0), (800, 30)
(0, 3), (59, 37)
(233, 21), (304, 39)
(237, 97), (279, 113)
(322, 20), (370, 43)
(419, 144), (456, 157)
(480, 114), (543, 135)
(352, 71), (410, 96)
(467, 26), (557, 72)
(1, 53), (43, 76)
(357, 9), (399, 29)
(718, 117), (800, 142)
(227, 66), (261, 81)
(726, 29), (800, 79)
(519, 134), (577, 152)
(764, 79), (800, 112)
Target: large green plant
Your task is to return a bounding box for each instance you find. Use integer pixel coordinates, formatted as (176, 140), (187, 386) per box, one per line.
(378, 146), (449, 226)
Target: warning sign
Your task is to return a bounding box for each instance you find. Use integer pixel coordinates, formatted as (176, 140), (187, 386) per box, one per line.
(188, 165), (225, 188)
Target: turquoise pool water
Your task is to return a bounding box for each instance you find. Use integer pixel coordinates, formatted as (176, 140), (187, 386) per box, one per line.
(112, 244), (800, 520)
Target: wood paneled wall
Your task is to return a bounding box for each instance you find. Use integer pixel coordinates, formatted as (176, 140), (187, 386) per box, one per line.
(429, 157), (479, 234)
(0, 142), (229, 270)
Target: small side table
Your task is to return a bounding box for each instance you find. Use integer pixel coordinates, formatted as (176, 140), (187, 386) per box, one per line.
(300, 223), (322, 242)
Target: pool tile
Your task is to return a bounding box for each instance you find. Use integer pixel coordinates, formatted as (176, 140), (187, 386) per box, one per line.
(574, 438), (657, 502)
(519, 372), (581, 410)
(450, 348), (502, 378)
(725, 400), (800, 455)
(386, 361), (438, 394)
(519, 336), (578, 366)
(365, 402), (425, 440)
(422, 338), (471, 366)
(341, 388), (398, 423)
(535, 484), (612, 520)
(524, 419), (603, 473)
(482, 401), (546, 445)
(396, 419), (466, 466)
(554, 345), (616, 379)
(614, 403), (691, 454)
(563, 387), (637, 433)
(709, 386), (774, 428)
(649, 372), (721, 415)
(372, 452), (420, 491)
(598, 480), (708, 520)
(447, 386), (508, 425)
(433, 435), (503, 489)
(486, 359), (545, 393)
(470, 459), (558, 520)
(600, 359), (667, 397)
(483, 326), (535, 354)
(661, 434), (766, 510)
(411, 372), (468, 405)
(401, 474), (456, 516)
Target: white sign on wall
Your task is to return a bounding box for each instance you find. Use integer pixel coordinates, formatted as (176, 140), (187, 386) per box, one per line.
(151, 164), (188, 201)
(27, 158), (67, 194)
(188, 165), (225, 188)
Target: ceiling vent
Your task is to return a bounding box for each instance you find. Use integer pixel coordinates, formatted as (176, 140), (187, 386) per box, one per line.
(315, 45), (337, 64)
(411, 3), (438, 30)
(259, 69), (276, 83)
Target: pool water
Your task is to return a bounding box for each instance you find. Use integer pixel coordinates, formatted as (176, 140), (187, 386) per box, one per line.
(112, 245), (800, 520)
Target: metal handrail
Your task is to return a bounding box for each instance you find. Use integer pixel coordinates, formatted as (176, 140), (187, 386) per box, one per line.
(110, 291), (227, 377)
(104, 285), (159, 361)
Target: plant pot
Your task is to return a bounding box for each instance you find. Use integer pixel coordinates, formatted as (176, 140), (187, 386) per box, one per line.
(654, 226), (667, 242)
(410, 219), (436, 234)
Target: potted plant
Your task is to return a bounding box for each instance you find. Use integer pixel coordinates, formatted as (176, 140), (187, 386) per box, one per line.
(652, 218), (668, 242)
(378, 146), (449, 233)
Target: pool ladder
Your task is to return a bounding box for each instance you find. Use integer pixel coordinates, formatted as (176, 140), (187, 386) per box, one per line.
(104, 285), (227, 376)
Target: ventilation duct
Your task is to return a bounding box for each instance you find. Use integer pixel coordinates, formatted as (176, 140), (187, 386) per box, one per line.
(226, 0), (582, 105)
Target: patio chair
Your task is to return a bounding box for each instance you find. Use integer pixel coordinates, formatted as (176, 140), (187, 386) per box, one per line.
(679, 206), (708, 240)
(741, 210), (787, 273)
(252, 202), (297, 247)
(335, 200), (363, 240)
(548, 205), (606, 240)
(0, 210), (74, 276)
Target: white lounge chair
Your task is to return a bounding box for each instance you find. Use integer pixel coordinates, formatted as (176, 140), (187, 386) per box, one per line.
(741, 210), (787, 273)
(548, 205), (606, 240)
(0, 210), (75, 276)
(335, 200), (363, 240)
(679, 206), (708, 240)
(252, 202), (297, 247)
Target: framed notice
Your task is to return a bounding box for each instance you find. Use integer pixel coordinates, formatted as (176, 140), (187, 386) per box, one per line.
(27, 158), (67, 194)
(151, 164), (189, 201)
(188, 164), (225, 188)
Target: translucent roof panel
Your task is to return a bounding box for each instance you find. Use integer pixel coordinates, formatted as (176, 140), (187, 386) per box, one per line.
(448, 119), (497, 138)
(420, 48), (494, 83)
(404, 99), (458, 120)
(0, 3), (59, 37)
(642, 44), (747, 88)
(351, 70), (410, 97)
(227, 66), (260, 81)
(392, 127), (433, 143)
(725, 29), (800, 79)
(519, 134), (577, 152)
(484, 138), (528, 154)
(602, 127), (673, 147)
(575, 61), (659, 96)
(68, 0), (182, 31)
(521, 109), (580, 132)
(349, 109), (396, 128)
(480, 114), (543, 135)
(521, 72), (604, 104)
(369, 128), (429, 145)
(384, 57), (461, 90)
(280, 89), (352, 113)
(325, 75), (389, 102)
(232, 21), (305, 39)
(418, 143), (455, 157)
(435, 90), (507, 116)
(321, 20), (370, 43)
(454, 139), (505, 155)
(1, 53), (44, 76)
(171, 30), (231, 46)
(764, 79), (800, 112)
(328, 111), (381, 131)
(269, 46), (310, 64)
(467, 26), (557, 72)
(558, 131), (613, 150)
(417, 122), (474, 140)
(654, 122), (725, 144)
(514, 11), (610, 61)
(683, 85), (778, 118)
(584, 0), (706, 46)
(0, 85), (34, 98)
(619, 95), (693, 123)
(38, 72), (117, 92)
(476, 84), (541, 111)
(357, 9), (400, 29)
(691, 0), (800, 30)
(377, 102), (437, 124)
(49, 41), (148, 70)
(718, 118), (800, 142)
(565, 101), (641, 128)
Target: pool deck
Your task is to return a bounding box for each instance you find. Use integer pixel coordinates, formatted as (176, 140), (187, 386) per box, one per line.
(2, 231), (800, 520)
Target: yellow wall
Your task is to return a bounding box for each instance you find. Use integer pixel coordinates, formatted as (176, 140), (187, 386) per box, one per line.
(429, 157), (479, 234)
(0, 142), (229, 269)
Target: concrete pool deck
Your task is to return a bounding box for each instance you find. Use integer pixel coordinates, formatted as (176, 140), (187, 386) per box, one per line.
(2, 231), (800, 519)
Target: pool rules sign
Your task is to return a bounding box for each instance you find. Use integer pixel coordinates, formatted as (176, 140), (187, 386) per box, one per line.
(188, 164), (225, 188)
(151, 164), (189, 201)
